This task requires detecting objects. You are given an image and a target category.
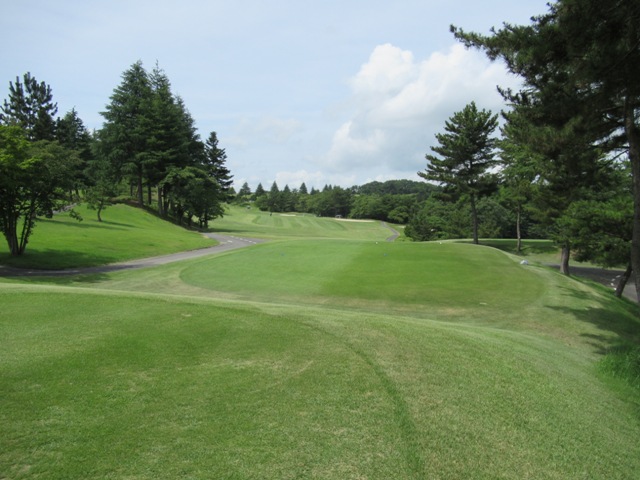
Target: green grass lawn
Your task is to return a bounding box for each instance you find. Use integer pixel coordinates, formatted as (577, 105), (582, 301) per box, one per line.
(176, 240), (545, 313)
(1, 204), (640, 479)
(0, 204), (216, 269)
(212, 205), (392, 241)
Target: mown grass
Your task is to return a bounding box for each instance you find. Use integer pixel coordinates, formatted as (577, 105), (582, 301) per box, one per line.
(0, 204), (215, 269)
(212, 205), (392, 241)
(175, 240), (545, 313)
(1, 204), (640, 479)
(2, 283), (640, 479)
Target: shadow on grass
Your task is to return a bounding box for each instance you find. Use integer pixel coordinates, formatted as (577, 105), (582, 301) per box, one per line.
(39, 217), (130, 231)
(99, 220), (137, 228)
(548, 285), (640, 355)
(472, 239), (557, 257)
(0, 249), (119, 270)
(4, 271), (113, 285)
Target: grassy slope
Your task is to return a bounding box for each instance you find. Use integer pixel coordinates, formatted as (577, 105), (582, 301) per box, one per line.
(1, 205), (640, 479)
(0, 204), (216, 269)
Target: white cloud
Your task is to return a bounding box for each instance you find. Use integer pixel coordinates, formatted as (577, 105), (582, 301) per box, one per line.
(317, 43), (519, 180)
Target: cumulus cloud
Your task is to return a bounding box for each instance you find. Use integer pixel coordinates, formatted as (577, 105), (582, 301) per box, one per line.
(318, 43), (519, 180)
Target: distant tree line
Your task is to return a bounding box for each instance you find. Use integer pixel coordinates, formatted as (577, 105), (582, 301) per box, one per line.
(233, 179), (438, 223)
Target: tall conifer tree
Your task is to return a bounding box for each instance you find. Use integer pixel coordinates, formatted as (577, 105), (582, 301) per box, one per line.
(419, 102), (499, 244)
(100, 61), (153, 206)
(204, 131), (233, 201)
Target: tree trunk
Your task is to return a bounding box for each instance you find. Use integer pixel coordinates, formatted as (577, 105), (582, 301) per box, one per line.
(147, 183), (152, 206)
(4, 215), (20, 256)
(516, 206), (522, 253)
(625, 96), (640, 304)
(615, 263), (633, 298)
(157, 187), (164, 216)
(470, 194), (479, 245)
(560, 244), (571, 276)
(137, 167), (144, 206)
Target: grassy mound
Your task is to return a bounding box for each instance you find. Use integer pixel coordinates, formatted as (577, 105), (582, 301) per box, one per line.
(177, 240), (544, 312)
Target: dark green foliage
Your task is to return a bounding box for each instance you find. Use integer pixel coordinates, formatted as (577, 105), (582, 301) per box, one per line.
(98, 61), (224, 227)
(565, 198), (631, 265)
(235, 182), (252, 203)
(84, 150), (118, 222)
(160, 167), (223, 228)
(0, 72), (57, 141)
(56, 108), (93, 193)
(204, 131), (233, 201)
(356, 179), (436, 196)
(100, 61), (152, 205)
(254, 183), (266, 200)
(406, 197), (472, 241)
(0, 126), (79, 254)
(0, 73), (80, 255)
(266, 181), (281, 212)
(307, 186), (353, 217)
(350, 194), (417, 223)
(476, 197), (514, 239)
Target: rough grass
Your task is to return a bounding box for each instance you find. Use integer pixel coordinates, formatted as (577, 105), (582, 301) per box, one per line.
(1, 282), (640, 479)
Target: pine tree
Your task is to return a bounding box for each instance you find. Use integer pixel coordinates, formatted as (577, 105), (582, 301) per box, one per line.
(56, 108), (92, 193)
(419, 102), (499, 244)
(0, 72), (57, 141)
(236, 182), (252, 203)
(254, 183), (266, 200)
(100, 61), (153, 206)
(204, 131), (233, 201)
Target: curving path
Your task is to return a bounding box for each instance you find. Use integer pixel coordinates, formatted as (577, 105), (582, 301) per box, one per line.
(548, 264), (637, 302)
(381, 222), (400, 242)
(0, 233), (264, 277)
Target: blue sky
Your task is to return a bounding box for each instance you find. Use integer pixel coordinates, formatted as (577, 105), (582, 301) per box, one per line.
(1, 0), (549, 190)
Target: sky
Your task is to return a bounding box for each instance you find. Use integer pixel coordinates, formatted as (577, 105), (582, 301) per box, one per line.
(1, 0), (550, 190)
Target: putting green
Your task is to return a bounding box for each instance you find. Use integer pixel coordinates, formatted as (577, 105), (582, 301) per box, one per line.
(179, 240), (546, 311)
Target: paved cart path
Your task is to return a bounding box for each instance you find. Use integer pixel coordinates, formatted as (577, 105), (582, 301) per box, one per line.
(548, 264), (637, 303)
(381, 222), (400, 242)
(0, 233), (263, 277)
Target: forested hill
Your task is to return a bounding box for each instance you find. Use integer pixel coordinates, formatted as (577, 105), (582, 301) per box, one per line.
(354, 179), (439, 196)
